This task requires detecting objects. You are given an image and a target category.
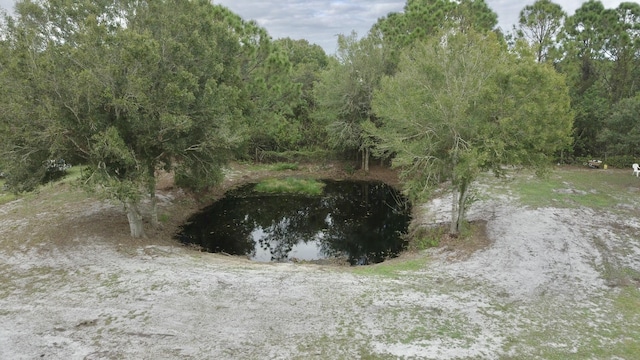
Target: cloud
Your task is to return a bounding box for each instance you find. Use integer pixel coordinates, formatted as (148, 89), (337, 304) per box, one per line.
(214, 0), (405, 53)
(0, 0), (14, 13)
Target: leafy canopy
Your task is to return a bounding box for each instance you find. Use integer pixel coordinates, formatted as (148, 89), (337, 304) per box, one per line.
(369, 30), (573, 234)
(0, 0), (254, 237)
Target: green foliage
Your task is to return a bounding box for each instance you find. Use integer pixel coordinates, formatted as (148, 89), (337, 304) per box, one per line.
(515, 0), (566, 63)
(598, 94), (640, 157)
(409, 226), (444, 250)
(343, 163), (356, 175)
(597, 155), (637, 169)
(254, 177), (325, 196)
(313, 31), (393, 170)
(226, 19), (306, 155)
(275, 38), (330, 149)
(370, 30), (573, 234)
(559, 1), (640, 157)
(0, 0), (251, 236)
(374, 0), (498, 49)
(571, 85), (612, 156)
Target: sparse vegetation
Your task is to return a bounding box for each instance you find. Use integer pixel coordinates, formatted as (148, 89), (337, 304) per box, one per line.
(0, 182), (17, 205)
(511, 167), (640, 209)
(0, 0), (638, 354)
(1, 164), (640, 359)
(270, 162), (299, 171)
(351, 258), (426, 277)
(408, 225), (444, 250)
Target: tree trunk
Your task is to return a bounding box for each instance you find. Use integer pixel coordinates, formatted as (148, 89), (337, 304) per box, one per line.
(363, 147), (370, 172)
(150, 191), (158, 229)
(449, 177), (472, 236)
(148, 174), (159, 229)
(450, 150), (460, 236)
(147, 169), (158, 229)
(456, 180), (470, 234)
(125, 201), (145, 238)
(450, 183), (459, 236)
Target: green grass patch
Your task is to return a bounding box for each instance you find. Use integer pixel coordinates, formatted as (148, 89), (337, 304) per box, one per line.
(351, 258), (427, 277)
(0, 181), (18, 205)
(57, 165), (85, 184)
(159, 213), (170, 223)
(610, 287), (640, 356)
(0, 166), (87, 205)
(408, 225), (445, 250)
(254, 177), (325, 196)
(510, 168), (637, 209)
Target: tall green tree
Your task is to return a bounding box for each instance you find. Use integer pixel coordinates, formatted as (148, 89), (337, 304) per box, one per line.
(373, 0), (498, 48)
(369, 31), (573, 235)
(515, 0), (566, 63)
(560, 0), (640, 156)
(560, 0), (611, 156)
(313, 32), (392, 171)
(214, 10), (302, 158)
(0, 0), (247, 237)
(275, 38), (329, 150)
(0, 0), (84, 193)
(605, 2), (640, 103)
(597, 94), (640, 157)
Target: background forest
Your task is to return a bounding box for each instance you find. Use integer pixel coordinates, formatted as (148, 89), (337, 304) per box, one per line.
(0, 0), (639, 237)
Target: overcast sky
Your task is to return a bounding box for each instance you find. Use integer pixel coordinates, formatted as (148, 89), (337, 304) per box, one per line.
(0, 0), (630, 54)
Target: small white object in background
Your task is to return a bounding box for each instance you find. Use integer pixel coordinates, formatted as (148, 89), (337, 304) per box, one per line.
(587, 159), (602, 168)
(632, 163), (640, 177)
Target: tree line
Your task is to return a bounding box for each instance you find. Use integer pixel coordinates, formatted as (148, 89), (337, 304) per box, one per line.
(0, 0), (636, 237)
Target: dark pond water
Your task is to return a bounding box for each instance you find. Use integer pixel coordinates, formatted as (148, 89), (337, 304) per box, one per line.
(176, 180), (411, 265)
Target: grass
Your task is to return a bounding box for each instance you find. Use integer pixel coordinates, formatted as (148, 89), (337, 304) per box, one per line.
(509, 167), (638, 209)
(351, 258), (426, 277)
(408, 224), (445, 250)
(56, 165), (85, 184)
(0, 166), (88, 206)
(2, 163), (640, 359)
(0, 180), (18, 205)
(254, 177), (325, 196)
(502, 286), (640, 359)
(362, 166), (640, 359)
(481, 167), (640, 359)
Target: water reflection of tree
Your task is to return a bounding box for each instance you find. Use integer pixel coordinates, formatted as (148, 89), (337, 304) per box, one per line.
(178, 181), (410, 264)
(178, 191), (258, 256)
(318, 181), (410, 264)
(250, 196), (330, 261)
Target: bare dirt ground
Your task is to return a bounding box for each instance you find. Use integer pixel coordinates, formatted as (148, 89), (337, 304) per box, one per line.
(1, 164), (639, 359)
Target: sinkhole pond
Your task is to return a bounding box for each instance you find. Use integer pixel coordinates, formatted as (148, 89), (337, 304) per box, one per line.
(176, 179), (412, 265)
